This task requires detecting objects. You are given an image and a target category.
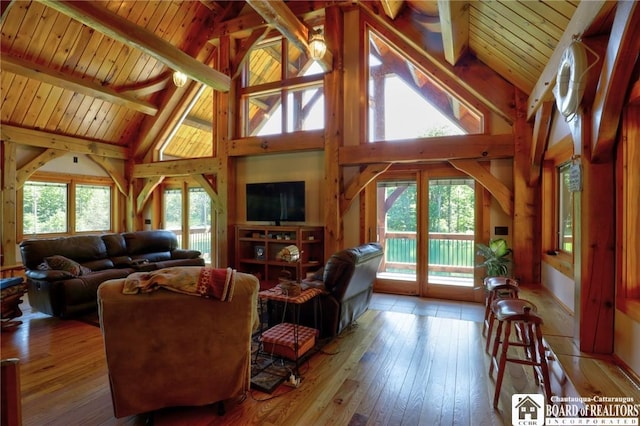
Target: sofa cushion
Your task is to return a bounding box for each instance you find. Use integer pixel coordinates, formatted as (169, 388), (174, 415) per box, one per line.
(102, 233), (128, 257)
(124, 230), (177, 255)
(20, 235), (108, 270)
(45, 255), (91, 277)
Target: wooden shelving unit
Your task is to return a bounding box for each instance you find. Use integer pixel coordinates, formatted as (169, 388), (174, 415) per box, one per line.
(235, 225), (324, 283)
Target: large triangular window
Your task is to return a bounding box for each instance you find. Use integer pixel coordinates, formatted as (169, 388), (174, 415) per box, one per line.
(367, 29), (483, 142)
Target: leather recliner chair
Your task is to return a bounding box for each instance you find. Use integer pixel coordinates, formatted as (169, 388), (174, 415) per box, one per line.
(280, 243), (383, 339)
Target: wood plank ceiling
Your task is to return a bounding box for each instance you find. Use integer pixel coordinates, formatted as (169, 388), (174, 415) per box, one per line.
(0, 1), (592, 160)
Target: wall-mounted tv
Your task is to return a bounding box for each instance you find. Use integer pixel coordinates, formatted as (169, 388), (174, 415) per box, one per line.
(246, 181), (305, 225)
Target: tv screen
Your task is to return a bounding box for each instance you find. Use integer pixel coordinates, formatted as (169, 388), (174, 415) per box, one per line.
(246, 181), (305, 225)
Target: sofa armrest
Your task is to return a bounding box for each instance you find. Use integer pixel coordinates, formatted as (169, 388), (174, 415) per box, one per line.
(171, 249), (201, 259)
(26, 269), (75, 281)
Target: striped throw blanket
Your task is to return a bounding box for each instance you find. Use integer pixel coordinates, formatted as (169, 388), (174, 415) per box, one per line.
(122, 266), (236, 302)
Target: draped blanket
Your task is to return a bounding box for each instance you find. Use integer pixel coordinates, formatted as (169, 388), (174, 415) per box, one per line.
(122, 266), (236, 302)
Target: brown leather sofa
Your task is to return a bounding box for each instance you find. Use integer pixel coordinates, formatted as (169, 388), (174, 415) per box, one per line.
(20, 230), (204, 318)
(97, 271), (259, 418)
(277, 242), (383, 338)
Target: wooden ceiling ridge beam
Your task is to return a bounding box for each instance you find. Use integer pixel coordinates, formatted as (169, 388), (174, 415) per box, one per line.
(0, 124), (128, 159)
(526, 0), (616, 121)
(1, 55), (158, 116)
(38, 0), (230, 92)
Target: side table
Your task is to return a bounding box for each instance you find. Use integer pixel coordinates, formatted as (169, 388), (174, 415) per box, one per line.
(258, 286), (324, 375)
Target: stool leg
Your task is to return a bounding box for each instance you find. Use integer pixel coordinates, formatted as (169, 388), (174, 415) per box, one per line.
(482, 292), (494, 337)
(489, 319), (504, 377)
(534, 325), (553, 403)
(485, 311), (497, 353)
(493, 320), (512, 408)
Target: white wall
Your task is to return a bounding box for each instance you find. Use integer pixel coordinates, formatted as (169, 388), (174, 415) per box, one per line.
(615, 310), (640, 377)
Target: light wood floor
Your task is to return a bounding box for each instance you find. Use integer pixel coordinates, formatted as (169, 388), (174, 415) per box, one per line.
(2, 291), (638, 426)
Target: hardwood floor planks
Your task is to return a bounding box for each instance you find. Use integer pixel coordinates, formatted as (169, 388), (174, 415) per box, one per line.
(3, 292), (637, 426)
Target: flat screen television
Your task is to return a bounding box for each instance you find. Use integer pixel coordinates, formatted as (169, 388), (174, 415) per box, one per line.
(246, 181), (305, 225)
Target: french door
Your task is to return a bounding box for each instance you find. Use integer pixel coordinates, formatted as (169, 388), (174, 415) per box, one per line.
(373, 170), (481, 302)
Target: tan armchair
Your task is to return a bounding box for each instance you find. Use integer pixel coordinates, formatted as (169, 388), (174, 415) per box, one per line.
(97, 271), (259, 418)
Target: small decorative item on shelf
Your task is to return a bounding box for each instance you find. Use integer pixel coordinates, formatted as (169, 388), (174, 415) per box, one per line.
(276, 245), (300, 263)
(254, 245), (266, 260)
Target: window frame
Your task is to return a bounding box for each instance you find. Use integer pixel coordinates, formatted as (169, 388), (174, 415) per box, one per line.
(541, 137), (574, 278)
(239, 35), (325, 138)
(18, 172), (115, 240)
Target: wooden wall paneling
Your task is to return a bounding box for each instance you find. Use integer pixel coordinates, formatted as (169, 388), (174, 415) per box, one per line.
(512, 89), (539, 284)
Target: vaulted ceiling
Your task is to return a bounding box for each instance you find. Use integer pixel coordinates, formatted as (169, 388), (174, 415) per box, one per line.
(0, 1), (617, 161)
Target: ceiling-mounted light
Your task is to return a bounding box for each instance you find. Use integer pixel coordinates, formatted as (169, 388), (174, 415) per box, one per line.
(308, 28), (327, 60)
(172, 71), (188, 88)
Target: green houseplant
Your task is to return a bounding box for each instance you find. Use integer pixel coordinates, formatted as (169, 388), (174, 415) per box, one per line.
(476, 238), (512, 277)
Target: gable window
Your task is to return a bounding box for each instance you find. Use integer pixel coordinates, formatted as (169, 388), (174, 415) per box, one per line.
(241, 35), (325, 137)
(367, 29), (483, 142)
(21, 176), (113, 237)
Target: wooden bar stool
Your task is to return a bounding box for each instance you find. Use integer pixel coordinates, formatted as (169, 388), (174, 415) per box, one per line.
(482, 276), (519, 353)
(489, 298), (552, 408)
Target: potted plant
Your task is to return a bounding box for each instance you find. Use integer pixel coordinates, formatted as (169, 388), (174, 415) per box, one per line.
(476, 238), (512, 277)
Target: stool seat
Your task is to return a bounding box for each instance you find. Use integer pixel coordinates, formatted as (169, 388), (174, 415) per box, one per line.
(492, 298), (538, 321)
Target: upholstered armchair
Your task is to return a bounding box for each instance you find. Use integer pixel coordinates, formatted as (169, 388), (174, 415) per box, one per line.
(97, 270), (259, 418)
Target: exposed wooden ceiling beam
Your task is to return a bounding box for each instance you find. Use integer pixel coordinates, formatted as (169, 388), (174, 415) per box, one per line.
(381, 0), (404, 20)
(437, 0), (469, 66)
(591, 0), (640, 162)
(246, 0), (310, 54)
(245, 0), (332, 70)
(339, 133), (514, 165)
(38, 0), (230, 92)
(449, 159), (513, 216)
(526, 0), (615, 120)
(1, 55), (158, 116)
(0, 125), (129, 160)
